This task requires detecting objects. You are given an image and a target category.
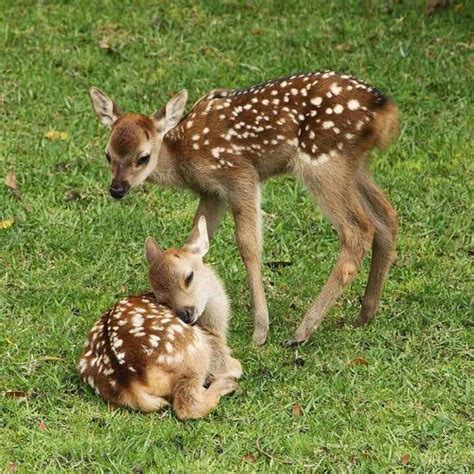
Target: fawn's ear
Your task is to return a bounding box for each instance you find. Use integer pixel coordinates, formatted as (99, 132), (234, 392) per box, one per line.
(154, 89), (188, 134)
(89, 87), (123, 128)
(145, 237), (163, 264)
(186, 216), (209, 257)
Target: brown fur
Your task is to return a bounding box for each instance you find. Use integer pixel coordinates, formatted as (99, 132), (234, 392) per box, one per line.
(90, 71), (399, 344)
(78, 219), (241, 418)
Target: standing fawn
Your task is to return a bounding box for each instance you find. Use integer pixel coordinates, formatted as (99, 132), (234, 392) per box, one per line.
(89, 70), (399, 345)
(78, 217), (242, 419)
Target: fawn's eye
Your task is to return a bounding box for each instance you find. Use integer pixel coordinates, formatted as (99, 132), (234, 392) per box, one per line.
(137, 154), (150, 166)
(184, 271), (194, 288)
(105, 152), (111, 163)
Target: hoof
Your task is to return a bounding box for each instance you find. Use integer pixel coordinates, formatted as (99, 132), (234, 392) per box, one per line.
(252, 328), (268, 346)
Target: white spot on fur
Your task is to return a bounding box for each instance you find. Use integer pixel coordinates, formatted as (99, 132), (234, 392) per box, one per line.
(323, 120), (334, 129)
(334, 104), (344, 114)
(348, 99), (360, 110)
(310, 96), (322, 106)
(330, 83), (342, 96)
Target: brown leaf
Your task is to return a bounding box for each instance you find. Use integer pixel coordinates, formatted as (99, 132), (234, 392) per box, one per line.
(38, 420), (47, 431)
(5, 390), (29, 400)
(5, 170), (20, 198)
(401, 453), (411, 465)
(292, 403), (303, 416)
(44, 130), (69, 141)
(64, 190), (80, 202)
(347, 356), (368, 367)
(242, 453), (257, 463)
(7, 463), (18, 473)
(335, 42), (354, 52)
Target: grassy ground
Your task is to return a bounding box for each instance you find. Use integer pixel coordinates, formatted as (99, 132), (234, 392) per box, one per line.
(1, 0), (473, 471)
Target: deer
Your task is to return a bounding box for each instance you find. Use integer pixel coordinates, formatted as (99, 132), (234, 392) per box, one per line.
(77, 217), (242, 420)
(89, 70), (399, 346)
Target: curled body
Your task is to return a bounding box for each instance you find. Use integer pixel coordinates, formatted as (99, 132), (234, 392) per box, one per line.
(78, 217), (242, 419)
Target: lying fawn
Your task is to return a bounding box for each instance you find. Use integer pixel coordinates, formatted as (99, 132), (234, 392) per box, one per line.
(89, 70), (399, 345)
(78, 217), (242, 419)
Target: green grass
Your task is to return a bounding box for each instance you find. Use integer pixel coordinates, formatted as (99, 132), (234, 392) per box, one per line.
(1, 0), (473, 471)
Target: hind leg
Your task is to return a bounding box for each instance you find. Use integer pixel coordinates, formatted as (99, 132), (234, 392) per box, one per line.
(290, 167), (375, 343)
(355, 170), (398, 326)
(173, 375), (237, 420)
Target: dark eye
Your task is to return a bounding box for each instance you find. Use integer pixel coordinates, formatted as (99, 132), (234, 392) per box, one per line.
(184, 271), (194, 288)
(105, 152), (111, 163)
(137, 154), (150, 166)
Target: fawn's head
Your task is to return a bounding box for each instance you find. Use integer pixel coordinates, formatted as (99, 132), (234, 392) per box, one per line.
(145, 216), (213, 325)
(89, 87), (188, 199)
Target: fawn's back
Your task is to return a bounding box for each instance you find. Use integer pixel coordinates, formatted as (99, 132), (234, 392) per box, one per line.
(166, 71), (398, 181)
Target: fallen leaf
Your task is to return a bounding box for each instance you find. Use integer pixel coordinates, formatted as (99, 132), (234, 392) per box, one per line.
(426, 0), (453, 15)
(64, 191), (80, 202)
(401, 453), (411, 465)
(292, 403), (303, 416)
(44, 131), (69, 141)
(5, 390), (29, 400)
(0, 219), (14, 230)
(38, 420), (47, 431)
(5, 170), (21, 198)
(242, 453), (257, 463)
(38, 355), (63, 362)
(335, 42), (354, 52)
(7, 463), (18, 473)
(347, 356), (368, 367)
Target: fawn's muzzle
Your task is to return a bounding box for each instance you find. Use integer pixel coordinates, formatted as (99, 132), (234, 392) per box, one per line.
(109, 182), (129, 199)
(176, 307), (195, 325)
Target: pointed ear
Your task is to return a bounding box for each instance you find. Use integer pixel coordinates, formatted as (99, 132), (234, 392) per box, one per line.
(154, 89), (188, 134)
(186, 216), (209, 257)
(145, 237), (163, 264)
(89, 87), (123, 128)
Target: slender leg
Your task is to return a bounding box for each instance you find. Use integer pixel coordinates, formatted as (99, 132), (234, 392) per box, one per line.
(356, 172), (398, 325)
(230, 187), (269, 345)
(289, 176), (374, 343)
(193, 193), (228, 239)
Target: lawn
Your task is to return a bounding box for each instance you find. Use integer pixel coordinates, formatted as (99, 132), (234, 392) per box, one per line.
(1, 0), (472, 471)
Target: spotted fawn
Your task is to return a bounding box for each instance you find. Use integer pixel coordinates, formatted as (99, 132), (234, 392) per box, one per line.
(89, 70), (399, 345)
(78, 217), (242, 419)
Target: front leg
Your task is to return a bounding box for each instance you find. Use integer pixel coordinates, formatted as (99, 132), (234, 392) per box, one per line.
(193, 193), (228, 239)
(230, 187), (269, 345)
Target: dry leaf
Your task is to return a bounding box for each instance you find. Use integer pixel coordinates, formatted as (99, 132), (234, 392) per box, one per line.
(242, 453), (257, 463)
(348, 356), (368, 367)
(5, 390), (29, 400)
(44, 130), (69, 141)
(401, 453), (411, 465)
(0, 219), (14, 230)
(38, 420), (47, 431)
(64, 191), (80, 202)
(292, 403), (303, 416)
(7, 463), (18, 473)
(5, 170), (21, 198)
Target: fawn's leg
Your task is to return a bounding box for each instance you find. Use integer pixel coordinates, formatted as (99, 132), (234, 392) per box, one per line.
(356, 170), (398, 325)
(230, 186), (269, 345)
(290, 172), (374, 343)
(193, 193), (228, 239)
(173, 375), (236, 420)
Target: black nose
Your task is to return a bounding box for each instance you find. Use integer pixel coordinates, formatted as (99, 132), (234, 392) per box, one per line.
(109, 185), (125, 199)
(176, 307), (195, 324)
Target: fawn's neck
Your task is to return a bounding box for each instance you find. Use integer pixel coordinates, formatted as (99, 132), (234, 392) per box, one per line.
(198, 268), (230, 339)
(147, 138), (183, 187)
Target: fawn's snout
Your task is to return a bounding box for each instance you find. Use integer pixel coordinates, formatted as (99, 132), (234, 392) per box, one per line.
(109, 180), (130, 199)
(175, 306), (197, 324)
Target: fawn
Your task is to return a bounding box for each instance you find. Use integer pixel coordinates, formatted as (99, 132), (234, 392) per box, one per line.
(89, 70), (399, 345)
(78, 217), (242, 419)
